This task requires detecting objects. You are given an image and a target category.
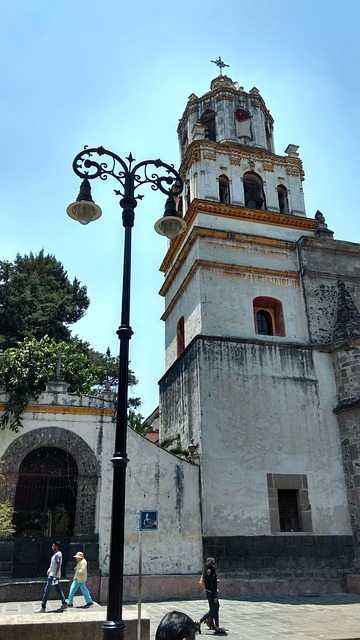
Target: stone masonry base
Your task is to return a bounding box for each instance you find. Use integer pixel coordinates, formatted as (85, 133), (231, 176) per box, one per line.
(2, 573), (360, 605)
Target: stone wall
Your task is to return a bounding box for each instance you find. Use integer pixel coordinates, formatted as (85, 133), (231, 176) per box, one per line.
(160, 336), (351, 546)
(335, 405), (360, 556)
(0, 386), (203, 591)
(203, 535), (354, 578)
(298, 236), (360, 344)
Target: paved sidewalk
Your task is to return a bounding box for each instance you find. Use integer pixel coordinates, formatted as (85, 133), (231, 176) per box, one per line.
(1, 593), (360, 639)
(138, 594), (360, 640)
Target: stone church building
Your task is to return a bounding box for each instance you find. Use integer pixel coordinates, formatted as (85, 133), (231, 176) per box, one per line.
(1, 72), (360, 600)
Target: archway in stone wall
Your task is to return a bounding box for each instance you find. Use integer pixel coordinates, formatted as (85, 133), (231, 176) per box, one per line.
(13, 447), (78, 538)
(1, 427), (100, 578)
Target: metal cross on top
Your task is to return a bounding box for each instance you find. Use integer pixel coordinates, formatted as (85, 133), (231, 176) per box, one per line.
(211, 56), (230, 75)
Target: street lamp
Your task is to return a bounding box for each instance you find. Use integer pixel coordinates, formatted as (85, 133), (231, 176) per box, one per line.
(67, 146), (186, 640)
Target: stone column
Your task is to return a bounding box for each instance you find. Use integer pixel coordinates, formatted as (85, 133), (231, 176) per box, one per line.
(73, 475), (98, 536)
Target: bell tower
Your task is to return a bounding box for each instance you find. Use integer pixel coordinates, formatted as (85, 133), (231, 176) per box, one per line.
(160, 73), (319, 373)
(177, 73), (305, 216)
(158, 70), (357, 583)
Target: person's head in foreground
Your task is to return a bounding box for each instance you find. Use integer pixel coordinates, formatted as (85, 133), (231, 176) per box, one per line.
(156, 611), (197, 640)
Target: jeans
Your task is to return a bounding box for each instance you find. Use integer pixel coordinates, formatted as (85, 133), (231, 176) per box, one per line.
(68, 578), (92, 605)
(42, 576), (66, 608)
(199, 591), (219, 627)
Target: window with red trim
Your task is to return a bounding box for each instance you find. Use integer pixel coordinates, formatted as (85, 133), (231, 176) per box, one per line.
(177, 316), (185, 356)
(253, 297), (285, 337)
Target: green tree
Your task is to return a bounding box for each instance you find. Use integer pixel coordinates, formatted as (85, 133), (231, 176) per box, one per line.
(0, 336), (103, 432)
(0, 252), (143, 432)
(0, 500), (14, 538)
(0, 336), (144, 433)
(0, 462), (15, 537)
(128, 409), (146, 435)
(0, 250), (89, 349)
(72, 342), (143, 421)
(159, 434), (190, 458)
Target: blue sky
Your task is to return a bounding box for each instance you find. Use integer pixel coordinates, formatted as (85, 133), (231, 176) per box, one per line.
(1, 0), (359, 418)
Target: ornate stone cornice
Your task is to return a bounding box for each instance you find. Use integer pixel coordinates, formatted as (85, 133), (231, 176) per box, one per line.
(180, 140), (304, 180)
(0, 402), (114, 417)
(160, 198), (317, 275)
(159, 226), (295, 297)
(160, 258), (299, 321)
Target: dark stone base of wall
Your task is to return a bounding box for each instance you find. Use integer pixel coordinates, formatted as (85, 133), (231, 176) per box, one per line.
(66, 534), (99, 575)
(346, 574), (360, 594)
(203, 535), (355, 578)
(0, 578), (70, 603)
(0, 535), (99, 583)
(0, 576), (101, 604)
(0, 539), (14, 579)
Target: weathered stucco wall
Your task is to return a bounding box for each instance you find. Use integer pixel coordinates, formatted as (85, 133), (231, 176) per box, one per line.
(163, 215), (318, 370)
(0, 386), (202, 583)
(124, 430), (202, 574)
(159, 337), (351, 540)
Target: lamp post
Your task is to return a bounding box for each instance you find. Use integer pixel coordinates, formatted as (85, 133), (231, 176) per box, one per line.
(67, 146), (186, 640)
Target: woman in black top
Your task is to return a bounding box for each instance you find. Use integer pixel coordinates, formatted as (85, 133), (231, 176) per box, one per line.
(195, 558), (226, 635)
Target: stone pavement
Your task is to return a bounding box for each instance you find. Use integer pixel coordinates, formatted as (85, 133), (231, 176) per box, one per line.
(1, 593), (360, 639)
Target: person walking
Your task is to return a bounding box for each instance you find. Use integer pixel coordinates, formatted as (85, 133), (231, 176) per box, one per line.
(195, 557), (226, 634)
(35, 540), (68, 613)
(156, 611), (197, 640)
(67, 551), (94, 608)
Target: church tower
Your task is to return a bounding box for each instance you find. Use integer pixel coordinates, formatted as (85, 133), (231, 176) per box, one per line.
(158, 68), (360, 582)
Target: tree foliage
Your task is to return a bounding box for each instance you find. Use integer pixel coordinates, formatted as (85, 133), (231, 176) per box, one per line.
(128, 409), (146, 435)
(0, 251), (144, 432)
(0, 250), (89, 349)
(0, 336), (103, 432)
(0, 500), (15, 538)
(159, 434), (190, 458)
(72, 342), (142, 415)
(0, 462), (15, 537)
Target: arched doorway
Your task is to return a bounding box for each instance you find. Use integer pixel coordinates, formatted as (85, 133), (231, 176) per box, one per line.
(1, 427), (100, 578)
(12, 447), (78, 578)
(13, 447), (77, 538)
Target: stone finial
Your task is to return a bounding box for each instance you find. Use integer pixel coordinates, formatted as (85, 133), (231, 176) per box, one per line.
(315, 210), (325, 224)
(314, 210), (334, 239)
(187, 438), (199, 462)
(285, 144), (299, 157)
(45, 380), (70, 394)
(333, 281), (360, 342)
(45, 349), (70, 393)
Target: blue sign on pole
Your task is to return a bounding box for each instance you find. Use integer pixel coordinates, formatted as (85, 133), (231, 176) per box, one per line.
(136, 510), (158, 531)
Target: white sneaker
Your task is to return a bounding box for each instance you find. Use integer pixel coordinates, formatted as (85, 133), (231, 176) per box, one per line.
(35, 607), (46, 613)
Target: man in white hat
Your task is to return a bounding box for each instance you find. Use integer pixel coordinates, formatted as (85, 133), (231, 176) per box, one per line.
(67, 551), (94, 608)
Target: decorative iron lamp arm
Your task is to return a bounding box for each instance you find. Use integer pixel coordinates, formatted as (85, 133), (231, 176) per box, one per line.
(67, 146), (186, 238)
